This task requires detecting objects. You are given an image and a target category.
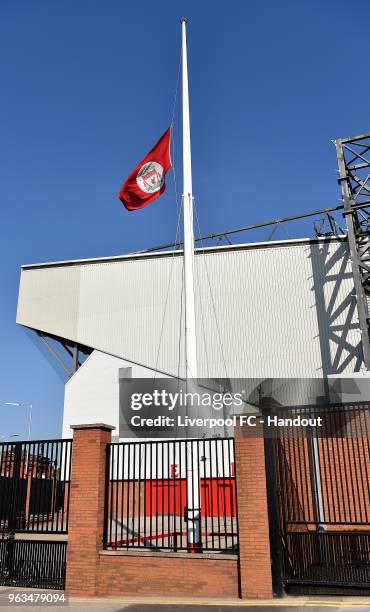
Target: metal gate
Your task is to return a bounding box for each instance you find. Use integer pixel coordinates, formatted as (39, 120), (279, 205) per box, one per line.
(273, 404), (370, 593)
(104, 438), (238, 552)
(0, 439), (72, 589)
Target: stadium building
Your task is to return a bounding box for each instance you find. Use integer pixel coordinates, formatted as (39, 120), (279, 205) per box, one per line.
(16, 234), (365, 438)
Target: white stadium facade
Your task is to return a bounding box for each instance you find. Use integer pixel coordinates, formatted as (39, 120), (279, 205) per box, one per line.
(16, 235), (365, 438)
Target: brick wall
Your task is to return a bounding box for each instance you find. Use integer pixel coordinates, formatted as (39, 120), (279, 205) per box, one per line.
(65, 423), (273, 600)
(98, 552), (238, 597)
(234, 423), (273, 598)
(65, 423), (114, 596)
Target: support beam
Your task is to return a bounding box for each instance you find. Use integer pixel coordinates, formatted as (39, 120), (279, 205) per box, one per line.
(37, 333), (72, 376)
(136, 205), (345, 254)
(36, 332), (90, 376)
(72, 345), (79, 374)
(335, 133), (370, 370)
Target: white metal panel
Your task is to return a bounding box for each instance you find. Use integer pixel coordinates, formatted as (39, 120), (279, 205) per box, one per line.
(17, 238), (364, 377)
(62, 350), (168, 437)
(195, 239), (361, 376)
(195, 245), (320, 377)
(17, 265), (81, 340)
(77, 255), (184, 376)
(63, 351), (121, 438)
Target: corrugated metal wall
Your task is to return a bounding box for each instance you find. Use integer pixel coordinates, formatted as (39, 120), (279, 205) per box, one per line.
(16, 238), (363, 377)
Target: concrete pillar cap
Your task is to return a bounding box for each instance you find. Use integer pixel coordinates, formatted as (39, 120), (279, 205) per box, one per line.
(70, 423), (115, 431)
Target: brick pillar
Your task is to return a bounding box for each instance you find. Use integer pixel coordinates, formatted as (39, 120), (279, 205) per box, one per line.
(65, 423), (114, 596)
(234, 422), (273, 599)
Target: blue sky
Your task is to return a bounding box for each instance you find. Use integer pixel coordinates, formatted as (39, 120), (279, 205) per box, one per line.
(0, 0), (368, 439)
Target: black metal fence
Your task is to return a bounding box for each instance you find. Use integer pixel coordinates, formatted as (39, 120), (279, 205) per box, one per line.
(0, 539), (67, 589)
(104, 438), (238, 552)
(284, 531), (370, 588)
(0, 439), (72, 534)
(273, 403), (370, 590)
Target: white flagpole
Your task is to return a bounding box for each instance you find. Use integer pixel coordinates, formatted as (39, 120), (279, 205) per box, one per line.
(181, 17), (197, 380)
(181, 17), (201, 551)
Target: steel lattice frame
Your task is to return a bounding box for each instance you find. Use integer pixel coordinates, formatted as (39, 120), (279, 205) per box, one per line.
(335, 132), (370, 369)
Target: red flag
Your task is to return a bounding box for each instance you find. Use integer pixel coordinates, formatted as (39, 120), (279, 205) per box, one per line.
(118, 128), (171, 211)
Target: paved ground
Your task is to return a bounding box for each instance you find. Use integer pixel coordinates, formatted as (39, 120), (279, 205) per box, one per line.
(1, 590), (370, 612)
(0, 604), (369, 611)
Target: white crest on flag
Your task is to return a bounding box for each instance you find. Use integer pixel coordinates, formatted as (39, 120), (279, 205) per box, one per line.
(136, 161), (164, 193)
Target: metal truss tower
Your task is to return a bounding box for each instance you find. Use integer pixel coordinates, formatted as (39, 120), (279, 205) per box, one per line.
(335, 132), (370, 369)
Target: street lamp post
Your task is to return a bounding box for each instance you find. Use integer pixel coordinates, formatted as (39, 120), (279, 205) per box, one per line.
(4, 403), (32, 441)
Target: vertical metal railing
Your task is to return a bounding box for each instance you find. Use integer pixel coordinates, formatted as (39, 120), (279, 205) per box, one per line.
(273, 403), (370, 589)
(104, 438), (238, 552)
(0, 439), (72, 535)
(274, 404), (370, 528)
(0, 539), (67, 589)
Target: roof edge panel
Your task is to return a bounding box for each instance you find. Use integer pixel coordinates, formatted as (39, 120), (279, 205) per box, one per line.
(20, 235), (347, 270)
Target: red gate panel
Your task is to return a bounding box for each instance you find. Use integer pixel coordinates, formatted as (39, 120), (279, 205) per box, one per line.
(144, 477), (236, 517)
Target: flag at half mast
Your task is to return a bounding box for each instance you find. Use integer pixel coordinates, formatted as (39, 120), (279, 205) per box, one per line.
(118, 128), (171, 211)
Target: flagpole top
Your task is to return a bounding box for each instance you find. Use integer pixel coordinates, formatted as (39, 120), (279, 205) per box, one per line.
(180, 17), (188, 24)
